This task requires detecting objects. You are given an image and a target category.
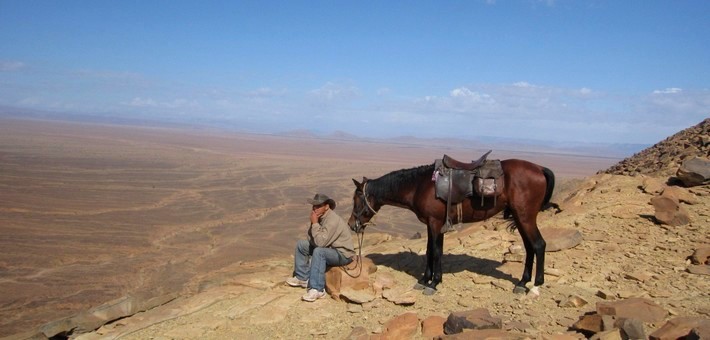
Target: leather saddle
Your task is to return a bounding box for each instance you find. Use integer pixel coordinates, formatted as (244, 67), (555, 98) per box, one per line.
(433, 150), (504, 232)
(442, 150), (491, 170)
(434, 150), (504, 205)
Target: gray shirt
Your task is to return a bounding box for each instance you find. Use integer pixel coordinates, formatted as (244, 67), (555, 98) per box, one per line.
(307, 209), (355, 258)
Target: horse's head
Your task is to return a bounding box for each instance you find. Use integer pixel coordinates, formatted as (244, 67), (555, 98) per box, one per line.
(348, 177), (377, 234)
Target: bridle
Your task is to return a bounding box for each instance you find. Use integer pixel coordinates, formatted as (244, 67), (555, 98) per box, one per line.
(351, 181), (378, 234)
(343, 181), (378, 278)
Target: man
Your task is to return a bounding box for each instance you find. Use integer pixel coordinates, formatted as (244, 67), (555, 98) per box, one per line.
(286, 193), (355, 302)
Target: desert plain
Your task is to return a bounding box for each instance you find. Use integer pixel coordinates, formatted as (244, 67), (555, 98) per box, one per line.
(0, 118), (621, 335)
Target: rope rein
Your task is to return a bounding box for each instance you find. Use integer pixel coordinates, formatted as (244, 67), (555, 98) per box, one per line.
(341, 182), (378, 278)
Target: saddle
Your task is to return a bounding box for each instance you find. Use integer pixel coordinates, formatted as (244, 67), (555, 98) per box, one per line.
(442, 150), (490, 170)
(433, 150), (505, 232)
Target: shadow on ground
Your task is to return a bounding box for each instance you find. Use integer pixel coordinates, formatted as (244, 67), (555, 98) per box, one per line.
(366, 251), (515, 283)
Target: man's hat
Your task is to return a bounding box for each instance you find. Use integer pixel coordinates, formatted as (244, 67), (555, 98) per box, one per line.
(307, 193), (336, 209)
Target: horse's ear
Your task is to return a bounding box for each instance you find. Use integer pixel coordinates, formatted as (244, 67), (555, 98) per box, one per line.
(352, 178), (361, 187)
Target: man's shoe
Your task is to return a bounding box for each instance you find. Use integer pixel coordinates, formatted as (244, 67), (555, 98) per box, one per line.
(301, 288), (326, 302)
(285, 276), (308, 288)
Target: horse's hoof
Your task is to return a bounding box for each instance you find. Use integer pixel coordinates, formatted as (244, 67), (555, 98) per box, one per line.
(413, 283), (427, 290)
(422, 287), (437, 296)
(513, 285), (528, 294)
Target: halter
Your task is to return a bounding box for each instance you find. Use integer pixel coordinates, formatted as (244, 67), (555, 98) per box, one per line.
(352, 182), (378, 232)
(343, 182), (378, 278)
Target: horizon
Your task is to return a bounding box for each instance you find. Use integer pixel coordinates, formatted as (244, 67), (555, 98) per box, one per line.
(1, 1), (708, 144)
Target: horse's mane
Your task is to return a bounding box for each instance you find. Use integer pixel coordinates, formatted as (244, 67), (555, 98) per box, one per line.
(369, 164), (434, 199)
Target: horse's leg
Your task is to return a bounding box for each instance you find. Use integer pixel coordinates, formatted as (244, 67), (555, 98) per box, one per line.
(514, 213), (546, 294)
(424, 226), (444, 295)
(414, 226), (434, 290)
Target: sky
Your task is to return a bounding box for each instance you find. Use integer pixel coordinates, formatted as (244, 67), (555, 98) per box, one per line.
(0, 1), (708, 145)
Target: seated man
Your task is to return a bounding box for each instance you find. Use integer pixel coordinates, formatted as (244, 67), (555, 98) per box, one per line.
(286, 193), (355, 302)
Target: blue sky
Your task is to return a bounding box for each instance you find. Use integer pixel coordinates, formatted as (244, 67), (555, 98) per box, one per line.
(1, 1), (708, 144)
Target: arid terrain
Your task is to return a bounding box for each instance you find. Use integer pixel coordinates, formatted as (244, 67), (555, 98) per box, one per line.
(3, 118), (707, 339)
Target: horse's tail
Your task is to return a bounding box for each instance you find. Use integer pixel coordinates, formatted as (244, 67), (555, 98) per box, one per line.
(541, 167), (561, 213)
(504, 166), (560, 228)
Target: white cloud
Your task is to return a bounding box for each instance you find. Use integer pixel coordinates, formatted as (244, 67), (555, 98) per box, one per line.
(0, 61), (26, 71)
(309, 82), (360, 101)
(124, 97), (198, 109)
(652, 87), (682, 94)
(245, 87), (286, 98)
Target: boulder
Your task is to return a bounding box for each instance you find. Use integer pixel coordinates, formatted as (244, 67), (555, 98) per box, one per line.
(676, 156), (710, 187)
(690, 247), (710, 265)
(571, 314), (603, 334)
(559, 295), (589, 308)
(325, 256), (376, 302)
(649, 316), (710, 340)
(444, 308), (502, 334)
(421, 315), (446, 338)
(382, 287), (417, 306)
(541, 228), (583, 252)
(615, 318), (645, 339)
(651, 193), (691, 226)
(596, 298), (667, 323)
(380, 312), (419, 339)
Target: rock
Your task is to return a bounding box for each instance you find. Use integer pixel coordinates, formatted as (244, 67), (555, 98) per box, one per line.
(650, 193), (691, 226)
(571, 314), (603, 334)
(541, 228), (583, 252)
(541, 333), (586, 340)
(39, 292), (177, 337)
(590, 328), (622, 340)
(649, 316), (710, 340)
(421, 315), (446, 338)
(372, 272), (395, 296)
(381, 312), (419, 339)
(325, 256), (376, 301)
(686, 265), (710, 275)
(690, 247), (710, 265)
(662, 186), (700, 205)
(437, 329), (529, 339)
(596, 298), (667, 323)
(559, 295), (588, 308)
(340, 288), (376, 304)
(503, 252), (525, 263)
(508, 243), (525, 254)
(689, 322), (710, 340)
(676, 156), (710, 187)
(596, 290), (615, 300)
(615, 318), (645, 340)
(444, 308), (502, 334)
(623, 271), (652, 283)
(641, 177), (666, 194)
(382, 288), (417, 305)
(345, 326), (370, 340)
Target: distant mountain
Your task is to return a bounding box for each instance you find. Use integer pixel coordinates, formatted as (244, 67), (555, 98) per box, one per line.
(0, 105), (646, 159)
(278, 129), (318, 138)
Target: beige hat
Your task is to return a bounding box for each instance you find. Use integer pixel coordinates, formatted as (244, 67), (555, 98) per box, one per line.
(307, 193), (336, 209)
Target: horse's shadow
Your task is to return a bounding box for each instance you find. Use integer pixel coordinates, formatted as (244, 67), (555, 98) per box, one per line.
(366, 251), (516, 284)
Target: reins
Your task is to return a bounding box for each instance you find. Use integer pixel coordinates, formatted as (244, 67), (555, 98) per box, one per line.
(341, 182), (378, 278)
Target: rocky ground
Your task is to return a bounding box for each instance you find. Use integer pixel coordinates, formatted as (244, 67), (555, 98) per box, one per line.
(50, 173), (709, 339)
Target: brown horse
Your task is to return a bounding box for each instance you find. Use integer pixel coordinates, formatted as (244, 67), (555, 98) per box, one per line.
(348, 158), (555, 295)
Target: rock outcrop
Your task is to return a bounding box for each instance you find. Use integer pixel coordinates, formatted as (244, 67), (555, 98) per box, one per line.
(600, 118), (709, 177)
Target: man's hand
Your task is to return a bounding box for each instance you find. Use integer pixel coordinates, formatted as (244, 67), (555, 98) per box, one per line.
(310, 204), (327, 224)
(310, 209), (321, 224)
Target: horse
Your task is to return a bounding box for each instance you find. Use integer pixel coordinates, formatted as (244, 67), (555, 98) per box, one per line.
(347, 157), (555, 295)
